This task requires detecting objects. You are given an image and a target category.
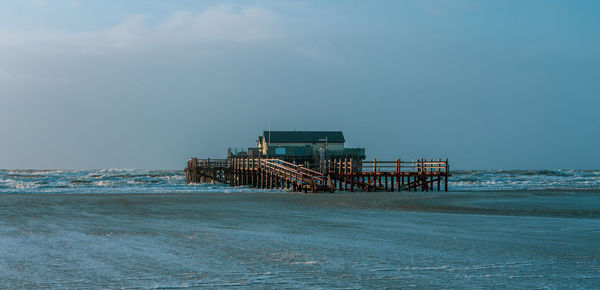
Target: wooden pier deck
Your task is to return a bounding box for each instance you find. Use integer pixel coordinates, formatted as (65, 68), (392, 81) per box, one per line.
(185, 157), (450, 193)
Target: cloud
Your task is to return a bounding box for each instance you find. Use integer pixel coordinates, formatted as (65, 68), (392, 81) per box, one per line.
(0, 4), (344, 89)
(0, 5), (282, 54)
(0, 4), (289, 87)
(159, 6), (281, 43)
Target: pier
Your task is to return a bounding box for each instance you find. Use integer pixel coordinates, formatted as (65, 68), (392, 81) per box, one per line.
(186, 157), (449, 193)
(185, 130), (450, 193)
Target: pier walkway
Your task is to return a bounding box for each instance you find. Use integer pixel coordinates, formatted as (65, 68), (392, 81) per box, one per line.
(185, 157), (449, 193)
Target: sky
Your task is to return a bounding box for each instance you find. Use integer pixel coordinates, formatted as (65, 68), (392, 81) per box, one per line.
(0, 0), (599, 170)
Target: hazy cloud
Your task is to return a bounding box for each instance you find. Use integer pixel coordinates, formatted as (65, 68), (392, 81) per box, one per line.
(0, 4), (342, 90)
(0, 5), (282, 54)
(0, 4), (292, 90)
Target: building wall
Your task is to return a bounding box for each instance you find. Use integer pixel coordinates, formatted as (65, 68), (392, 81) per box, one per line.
(259, 141), (345, 155)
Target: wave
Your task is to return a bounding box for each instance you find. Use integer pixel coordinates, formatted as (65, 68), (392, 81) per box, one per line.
(0, 169), (266, 194)
(0, 169), (599, 193)
(450, 169), (600, 191)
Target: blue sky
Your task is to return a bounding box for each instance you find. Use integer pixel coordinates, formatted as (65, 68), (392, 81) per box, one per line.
(0, 0), (599, 169)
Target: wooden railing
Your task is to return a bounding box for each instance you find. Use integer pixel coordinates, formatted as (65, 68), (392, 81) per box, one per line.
(193, 157), (448, 175)
(327, 158), (449, 174)
(232, 157), (261, 170)
(228, 157), (329, 192)
(262, 159), (327, 184)
(196, 158), (230, 168)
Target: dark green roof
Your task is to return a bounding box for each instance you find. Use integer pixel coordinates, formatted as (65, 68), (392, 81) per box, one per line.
(263, 131), (345, 143)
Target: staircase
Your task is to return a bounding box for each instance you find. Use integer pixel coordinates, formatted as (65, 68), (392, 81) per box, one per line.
(260, 159), (330, 193)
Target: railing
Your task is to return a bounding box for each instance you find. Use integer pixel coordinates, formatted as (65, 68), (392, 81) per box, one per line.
(263, 159), (327, 184)
(229, 157), (328, 189)
(193, 157), (448, 175)
(327, 158), (449, 174)
(232, 157), (261, 170)
(188, 158), (230, 169)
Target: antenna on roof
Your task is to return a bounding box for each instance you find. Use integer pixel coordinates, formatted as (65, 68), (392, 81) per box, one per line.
(268, 120), (271, 148)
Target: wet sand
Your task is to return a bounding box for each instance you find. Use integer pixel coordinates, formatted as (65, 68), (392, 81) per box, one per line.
(1, 191), (599, 288)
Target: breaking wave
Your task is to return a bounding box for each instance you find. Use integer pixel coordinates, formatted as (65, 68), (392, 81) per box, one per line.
(0, 169), (262, 194)
(0, 169), (599, 193)
(451, 169), (600, 191)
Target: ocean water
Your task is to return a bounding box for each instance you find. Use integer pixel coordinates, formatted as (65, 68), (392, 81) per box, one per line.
(1, 169), (599, 288)
(1, 169), (599, 193)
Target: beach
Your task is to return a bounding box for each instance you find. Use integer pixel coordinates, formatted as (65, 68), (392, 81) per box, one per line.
(1, 191), (599, 288)
(3, 0), (599, 287)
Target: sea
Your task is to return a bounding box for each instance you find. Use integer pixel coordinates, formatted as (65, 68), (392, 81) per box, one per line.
(1, 169), (599, 288)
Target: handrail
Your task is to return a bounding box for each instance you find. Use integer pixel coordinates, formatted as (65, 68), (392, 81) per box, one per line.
(264, 159), (325, 178)
(327, 158), (449, 174)
(230, 157), (327, 187)
(193, 156), (449, 177)
(192, 157), (449, 175)
(195, 158), (230, 168)
(261, 159), (326, 183)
